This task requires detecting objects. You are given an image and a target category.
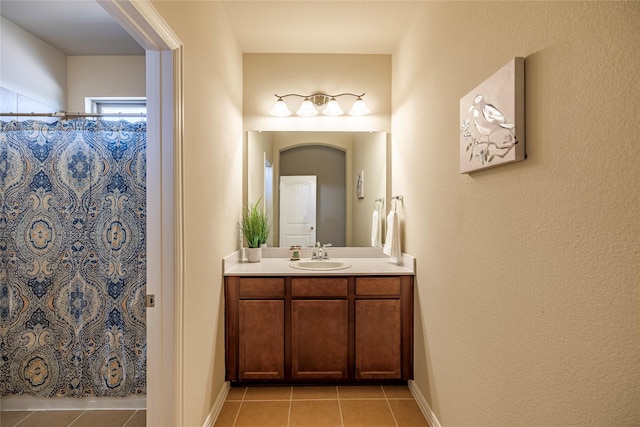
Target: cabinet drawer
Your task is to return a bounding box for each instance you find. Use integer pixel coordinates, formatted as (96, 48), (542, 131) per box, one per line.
(292, 278), (348, 297)
(239, 278), (285, 298)
(355, 277), (400, 296)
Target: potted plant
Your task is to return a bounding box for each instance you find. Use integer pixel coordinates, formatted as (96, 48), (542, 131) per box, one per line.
(241, 198), (270, 262)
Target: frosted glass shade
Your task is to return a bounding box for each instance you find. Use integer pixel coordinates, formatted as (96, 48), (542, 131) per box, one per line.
(322, 98), (344, 116)
(296, 99), (318, 116)
(349, 97), (370, 116)
(270, 99), (291, 117)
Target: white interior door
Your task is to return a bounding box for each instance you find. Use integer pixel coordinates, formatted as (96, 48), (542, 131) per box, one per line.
(280, 176), (317, 247)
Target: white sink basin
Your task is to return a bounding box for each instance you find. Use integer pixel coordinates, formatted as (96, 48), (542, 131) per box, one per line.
(290, 260), (352, 271)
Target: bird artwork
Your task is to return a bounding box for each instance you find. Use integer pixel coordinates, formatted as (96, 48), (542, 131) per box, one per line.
(461, 93), (518, 164)
(470, 94), (515, 136)
(459, 58), (525, 173)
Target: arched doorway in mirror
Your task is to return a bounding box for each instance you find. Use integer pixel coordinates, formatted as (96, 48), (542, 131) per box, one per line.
(279, 145), (346, 247)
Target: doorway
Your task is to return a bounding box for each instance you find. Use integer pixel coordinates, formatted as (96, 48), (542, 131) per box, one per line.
(279, 145), (346, 247)
(99, 3), (182, 426)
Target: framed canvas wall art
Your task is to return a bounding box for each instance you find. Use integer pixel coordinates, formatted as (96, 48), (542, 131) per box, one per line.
(460, 57), (525, 173)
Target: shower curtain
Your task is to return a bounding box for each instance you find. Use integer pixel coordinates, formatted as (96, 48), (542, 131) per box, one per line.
(0, 118), (146, 398)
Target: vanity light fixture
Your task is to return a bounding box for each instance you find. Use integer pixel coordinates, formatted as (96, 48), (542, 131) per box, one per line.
(270, 93), (370, 117)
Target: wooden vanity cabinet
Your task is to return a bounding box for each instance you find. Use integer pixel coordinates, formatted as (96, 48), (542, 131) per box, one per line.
(225, 275), (413, 384)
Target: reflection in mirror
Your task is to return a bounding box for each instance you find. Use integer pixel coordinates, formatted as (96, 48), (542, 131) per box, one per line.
(247, 131), (389, 247)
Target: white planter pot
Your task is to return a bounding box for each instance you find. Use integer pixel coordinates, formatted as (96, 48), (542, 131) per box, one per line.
(246, 247), (262, 262)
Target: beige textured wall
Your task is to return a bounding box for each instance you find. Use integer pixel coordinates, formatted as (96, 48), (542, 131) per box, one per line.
(67, 56), (145, 112)
(150, 2), (243, 426)
(393, 2), (640, 425)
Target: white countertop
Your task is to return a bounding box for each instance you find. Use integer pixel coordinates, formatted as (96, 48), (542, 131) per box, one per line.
(223, 247), (415, 277)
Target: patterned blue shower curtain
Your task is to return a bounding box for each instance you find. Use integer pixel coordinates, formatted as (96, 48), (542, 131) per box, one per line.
(0, 119), (146, 398)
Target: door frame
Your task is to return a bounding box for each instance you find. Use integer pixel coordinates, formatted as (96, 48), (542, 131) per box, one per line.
(100, 2), (183, 426)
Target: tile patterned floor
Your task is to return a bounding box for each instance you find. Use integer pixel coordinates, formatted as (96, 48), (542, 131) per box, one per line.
(0, 409), (145, 427)
(1, 385), (428, 427)
(215, 385), (430, 427)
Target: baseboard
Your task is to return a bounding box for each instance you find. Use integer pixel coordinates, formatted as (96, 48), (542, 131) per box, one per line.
(0, 394), (146, 411)
(202, 381), (230, 427)
(408, 380), (441, 427)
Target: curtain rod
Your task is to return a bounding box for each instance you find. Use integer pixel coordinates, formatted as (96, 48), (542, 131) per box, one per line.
(0, 112), (146, 118)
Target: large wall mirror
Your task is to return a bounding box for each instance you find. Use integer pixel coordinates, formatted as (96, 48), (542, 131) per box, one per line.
(247, 131), (390, 247)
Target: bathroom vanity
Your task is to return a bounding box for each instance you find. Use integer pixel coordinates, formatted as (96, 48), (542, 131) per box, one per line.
(223, 249), (414, 385)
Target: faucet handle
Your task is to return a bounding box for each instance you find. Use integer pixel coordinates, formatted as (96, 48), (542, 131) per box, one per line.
(322, 243), (331, 259)
(310, 242), (320, 260)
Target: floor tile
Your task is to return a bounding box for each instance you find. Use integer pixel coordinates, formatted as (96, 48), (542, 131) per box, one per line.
(233, 401), (290, 427)
(1, 411), (33, 427)
(123, 410), (146, 427)
(11, 410), (83, 427)
(383, 385), (414, 399)
(338, 385), (385, 399)
(71, 410), (136, 427)
(243, 386), (292, 401)
(388, 400), (431, 426)
(226, 386), (247, 401)
(292, 385), (338, 400)
(289, 400), (342, 427)
(340, 400), (397, 427)
(213, 402), (241, 427)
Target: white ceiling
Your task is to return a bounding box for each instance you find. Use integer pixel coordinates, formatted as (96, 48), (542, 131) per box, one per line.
(221, 1), (421, 54)
(0, 1), (145, 55)
(0, 1), (422, 55)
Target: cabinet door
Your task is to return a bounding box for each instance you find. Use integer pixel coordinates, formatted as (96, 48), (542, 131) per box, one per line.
(291, 300), (348, 380)
(238, 300), (284, 380)
(355, 299), (401, 379)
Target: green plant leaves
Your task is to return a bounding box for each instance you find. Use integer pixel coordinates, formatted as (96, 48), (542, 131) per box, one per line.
(241, 198), (270, 248)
